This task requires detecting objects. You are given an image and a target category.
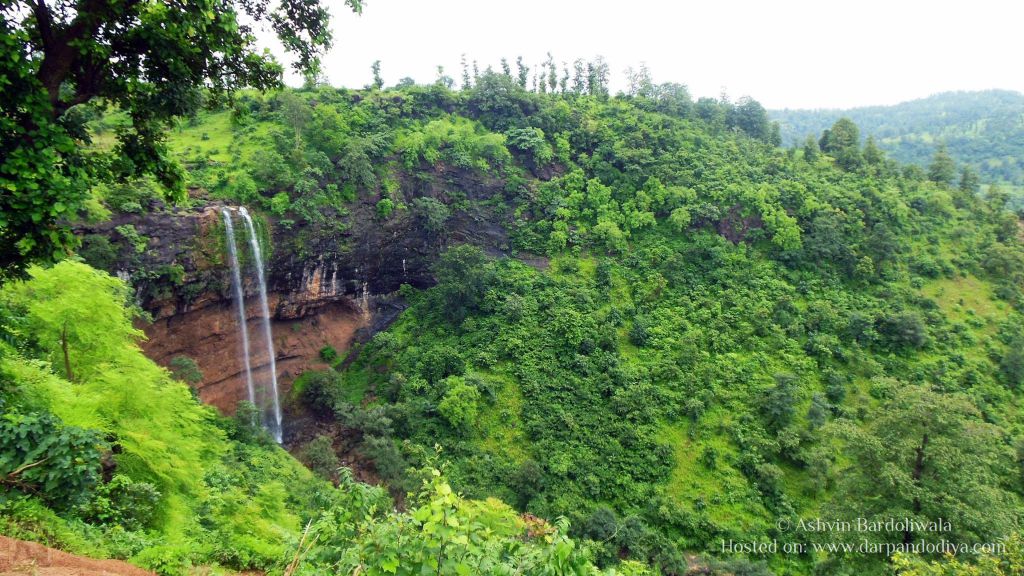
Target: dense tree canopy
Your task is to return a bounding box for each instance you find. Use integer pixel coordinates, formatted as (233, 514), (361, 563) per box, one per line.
(2, 43), (1023, 575)
(0, 0), (361, 280)
(772, 90), (1024, 193)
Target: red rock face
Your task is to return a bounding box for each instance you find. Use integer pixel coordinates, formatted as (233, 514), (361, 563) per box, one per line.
(140, 292), (365, 414)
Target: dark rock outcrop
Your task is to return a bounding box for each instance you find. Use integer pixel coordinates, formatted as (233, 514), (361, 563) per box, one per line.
(77, 169), (511, 419)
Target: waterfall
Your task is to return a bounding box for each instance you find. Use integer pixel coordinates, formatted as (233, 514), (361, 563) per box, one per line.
(238, 207), (283, 443)
(221, 208), (255, 405)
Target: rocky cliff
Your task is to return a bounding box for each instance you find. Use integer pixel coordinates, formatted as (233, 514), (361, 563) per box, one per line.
(77, 169), (510, 438)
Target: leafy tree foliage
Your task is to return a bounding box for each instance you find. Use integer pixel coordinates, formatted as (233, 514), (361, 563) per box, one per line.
(820, 117), (863, 170)
(928, 143), (958, 186)
(772, 90), (1024, 189)
(0, 0), (361, 279)
(0, 411), (105, 509)
(828, 386), (1017, 545)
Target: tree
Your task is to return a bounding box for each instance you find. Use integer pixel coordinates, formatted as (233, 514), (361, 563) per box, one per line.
(3, 261), (140, 382)
(371, 59), (384, 90)
(828, 386), (1017, 545)
(761, 373), (798, 431)
(544, 52), (558, 94)
(863, 135), (884, 165)
(0, 0), (363, 280)
(820, 118), (862, 170)
(515, 56), (529, 88)
(729, 96), (771, 141)
(959, 165), (981, 194)
(802, 135), (820, 162)
(928, 143), (957, 186)
(626, 63), (655, 98)
(586, 57), (610, 98)
(460, 54), (471, 89)
(431, 245), (496, 320)
(1000, 337), (1024, 389)
(437, 376), (481, 429)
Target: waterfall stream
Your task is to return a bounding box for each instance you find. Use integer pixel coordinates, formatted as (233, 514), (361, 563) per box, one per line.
(221, 208), (255, 405)
(222, 207), (283, 443)
(239, 207), (283, 443)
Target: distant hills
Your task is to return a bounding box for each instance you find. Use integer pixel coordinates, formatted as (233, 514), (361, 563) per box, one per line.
(770, 90), (1024, 188)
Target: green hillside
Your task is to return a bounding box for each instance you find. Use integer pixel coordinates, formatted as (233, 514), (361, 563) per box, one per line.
(4, 52), (1024, 576)
(65, 74), (1024, 575)
(770, 90), (1024, 192)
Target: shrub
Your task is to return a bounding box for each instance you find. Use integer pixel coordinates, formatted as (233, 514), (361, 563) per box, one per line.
(269, 192), (290, 216)
(411, 197), (450, 236)
(300, 435), (339, 481)
(231, 400), (264, 444)
(80, 474), (161, 530)
(437, 376), (481, 429)
(375, 198), (395, 219)
(133, 543), (194, 576)
(298, 370), (343, 417)
(418, 346), (466, 384)
(114, 224), (148, 254)
(78, 234), (119, 271)
(319, 345), (339, 364)
(878, 311), (928, 349)
(361, 435), (409, 488)
(168, 356), (203, 386)
(0, 411), (106, 510)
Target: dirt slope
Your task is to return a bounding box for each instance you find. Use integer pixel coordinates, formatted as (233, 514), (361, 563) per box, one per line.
(0, 536), (154, 576)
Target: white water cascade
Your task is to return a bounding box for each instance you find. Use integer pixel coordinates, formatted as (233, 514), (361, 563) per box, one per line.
(220, 209), (255, 405)
(239, 207), (283, 443)
(222, 207), (284, 443)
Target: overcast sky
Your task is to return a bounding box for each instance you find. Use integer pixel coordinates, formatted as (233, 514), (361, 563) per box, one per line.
(270, 0), (1024, 110)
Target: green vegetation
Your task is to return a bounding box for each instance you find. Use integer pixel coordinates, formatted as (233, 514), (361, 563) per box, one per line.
(0, 262), (605, 575)
(3, 5), (1024, 572)
(0, 0), (362, 279)
(771, 90), (1024, 201)
(210, 75), (1023, 574)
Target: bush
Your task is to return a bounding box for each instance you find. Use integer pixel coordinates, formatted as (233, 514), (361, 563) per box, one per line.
(300, 435), (339, 481)
(375, 198), (395, 219)
(133, 543), (194, 576)
(411, 197), (450, 236)
(102, 180), (160, 213)
(505, 127), (553, 166)
(319, 345), (339, 364)
(168, 356), (203, 386)
(78, 235), (119, 270)
(114, 224), (148, 254)
(231, 400), (265, 444)
(80, 474), (161, 530)
(1000, 338), (1024, 389)
(269, 192), (290, 216)
(878, 311), (928, 349)
(437, 376), (481, 429)
(418, 345), (466, 384)
(361, 435), (409, 489)
(0, 411), (105, 510)
(298, 370), (343, 417)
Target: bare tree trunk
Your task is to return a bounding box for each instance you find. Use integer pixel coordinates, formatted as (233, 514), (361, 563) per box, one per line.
(61, 320), (73, 382)
(904, 433), (929, 544)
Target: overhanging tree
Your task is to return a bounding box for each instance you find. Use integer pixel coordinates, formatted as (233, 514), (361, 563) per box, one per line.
(0, 0), (362, 280)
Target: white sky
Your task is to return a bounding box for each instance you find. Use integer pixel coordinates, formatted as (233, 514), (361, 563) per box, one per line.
(271, 0), (1024, 110)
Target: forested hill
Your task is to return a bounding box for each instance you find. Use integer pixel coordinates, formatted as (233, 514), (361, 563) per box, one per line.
(4, 67), (1024, 576)
(770, 90), (1024, 187)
